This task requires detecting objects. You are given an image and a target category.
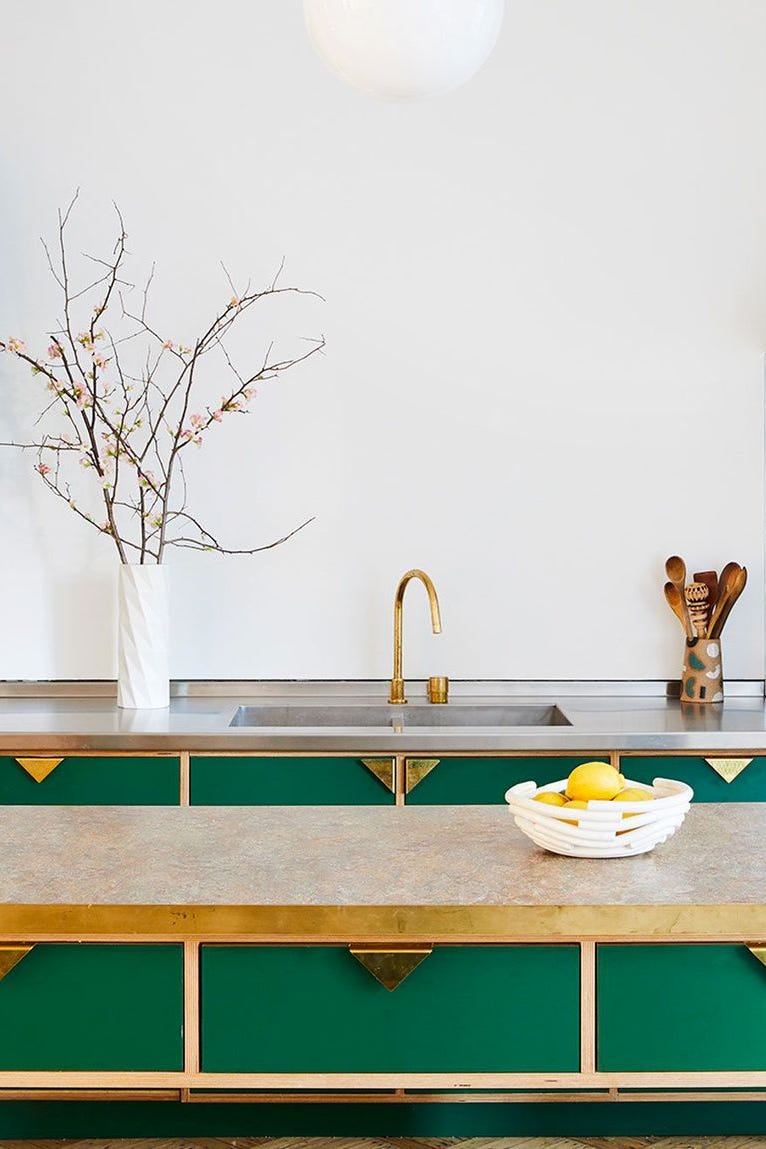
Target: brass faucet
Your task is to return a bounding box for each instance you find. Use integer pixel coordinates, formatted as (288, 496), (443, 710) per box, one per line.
(389, 569), (445, 705)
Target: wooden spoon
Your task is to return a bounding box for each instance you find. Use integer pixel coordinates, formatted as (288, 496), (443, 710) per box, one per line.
(664, 582), (695, 640)
(707, 563), (741, 638)
(665, 556), (694, 638)
(709, 565), (747, 639)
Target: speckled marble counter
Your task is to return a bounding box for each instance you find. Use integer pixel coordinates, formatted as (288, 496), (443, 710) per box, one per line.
(1, 803), (764, 941)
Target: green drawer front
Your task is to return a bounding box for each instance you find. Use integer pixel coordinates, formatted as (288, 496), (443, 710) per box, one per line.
(201, 944), (580, 1073)
(0, 944), (183, 1070)
(598, 944), (766, 1072)
(190, 756), (394, 805)
(0, 756), (180, 805)
(623, 756), (766, 802)
(407, 756), (610, 805)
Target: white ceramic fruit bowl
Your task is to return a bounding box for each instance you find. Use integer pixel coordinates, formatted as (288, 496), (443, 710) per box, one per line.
(504, 777), (693, 858)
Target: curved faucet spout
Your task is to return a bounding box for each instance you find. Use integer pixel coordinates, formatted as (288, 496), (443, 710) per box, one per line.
(389, 569), (442, 705)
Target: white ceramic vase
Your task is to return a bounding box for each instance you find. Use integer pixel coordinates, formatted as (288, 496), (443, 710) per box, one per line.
(117, 565), (170, 709)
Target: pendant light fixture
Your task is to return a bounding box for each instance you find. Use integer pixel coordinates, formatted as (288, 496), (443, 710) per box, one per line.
(304, 0), (504, 100)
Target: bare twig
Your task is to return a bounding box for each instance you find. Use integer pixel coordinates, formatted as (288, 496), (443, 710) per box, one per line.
(1, 198), (322, 565)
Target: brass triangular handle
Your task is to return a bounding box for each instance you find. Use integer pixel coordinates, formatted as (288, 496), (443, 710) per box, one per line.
(704, 757), (753, 784)
(0, 946), (34, 982)
(15, 757), (64, 784)
(360, 758), (396, 794)
(746, 945), (766, 969)
(350, 946), (432, 991)
(405, 758), (440, 793)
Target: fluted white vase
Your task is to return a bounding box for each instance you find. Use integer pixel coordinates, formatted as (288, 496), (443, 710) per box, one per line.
(117, 565), (170, 709)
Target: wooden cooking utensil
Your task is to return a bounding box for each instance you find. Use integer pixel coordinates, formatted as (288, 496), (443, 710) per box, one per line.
(709, 565), (747, 639)
(664, 581), (695, 640)
(685, 582), (710, 638)
(665, 555), (694, 638)
(693, 569), (719, 611)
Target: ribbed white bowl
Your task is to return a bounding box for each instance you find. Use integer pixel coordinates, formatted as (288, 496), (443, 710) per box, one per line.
(504, 776), (693, 858)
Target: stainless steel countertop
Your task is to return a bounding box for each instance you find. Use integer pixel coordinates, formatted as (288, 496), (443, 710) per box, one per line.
(0, 685), (766, 750)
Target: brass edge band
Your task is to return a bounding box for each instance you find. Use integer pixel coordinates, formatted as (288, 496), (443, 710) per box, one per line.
(1, 903), (765, 940)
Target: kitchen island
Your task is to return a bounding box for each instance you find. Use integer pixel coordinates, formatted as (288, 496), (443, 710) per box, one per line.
(1, 683), (766, 1139)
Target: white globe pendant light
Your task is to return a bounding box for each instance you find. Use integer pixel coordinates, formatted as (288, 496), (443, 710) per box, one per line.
(303, 0), (504, 100)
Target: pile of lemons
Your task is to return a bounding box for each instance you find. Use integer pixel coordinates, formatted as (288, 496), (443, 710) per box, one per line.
(533, 760), (652, 823)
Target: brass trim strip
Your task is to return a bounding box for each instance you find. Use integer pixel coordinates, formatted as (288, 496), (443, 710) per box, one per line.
(579, 941), (596, 1074)
(3, 1069), (766, 1089)
(349, 945), (432, 990)
(0, 946), (33, 982)
(1, 904), (766, 941)
(182, 1088), (766, 1105)
(14, 757), (63, 783)
(179, 751), (191, 806)
(360, 758), (396, 794)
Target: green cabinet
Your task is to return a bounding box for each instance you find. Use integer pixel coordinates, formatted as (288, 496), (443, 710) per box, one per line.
(0, 944), (183, 1070)
(190, 756), (394, 805)
(0, 755), (180, 805)
(622, 756), (766, 802)
(407, 756), (610, 805)
(201, 944), (580, 1073)
(598, 944), (766, 1071)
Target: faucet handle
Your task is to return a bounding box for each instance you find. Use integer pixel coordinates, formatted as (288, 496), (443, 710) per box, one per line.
(427, 676), (449, 704)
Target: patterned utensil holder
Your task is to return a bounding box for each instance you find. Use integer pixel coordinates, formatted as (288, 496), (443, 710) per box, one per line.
(681, 637), (723, 703)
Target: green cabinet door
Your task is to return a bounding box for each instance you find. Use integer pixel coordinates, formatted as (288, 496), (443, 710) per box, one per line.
(0, 944), (183, 1070)
(622, 756), (766, 802)
(598, 944), (766, 1071)
(407, 756), (610, 805)
(201, 944), (580, 1073)
(0, 755), (180, 805)
(190, 756), (394, 805)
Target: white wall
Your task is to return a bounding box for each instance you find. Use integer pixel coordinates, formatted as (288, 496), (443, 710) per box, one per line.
(1, 0), (765, 683)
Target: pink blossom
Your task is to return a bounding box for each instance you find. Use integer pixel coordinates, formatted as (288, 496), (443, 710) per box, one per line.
(190, 413), (205, 429)
(163, 340), (174, 350)
(36, 462), (51, 476)
(47, 343), (63, 360)
(93, 353), (107, 369)
(243, 386), (256, 401)
(211, 409), (223, 422)
(6, 337), (25, 354)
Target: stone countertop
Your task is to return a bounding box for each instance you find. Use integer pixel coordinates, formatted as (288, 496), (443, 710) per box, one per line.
(0, 803), (764, 941)
(0, 688), (766, 751)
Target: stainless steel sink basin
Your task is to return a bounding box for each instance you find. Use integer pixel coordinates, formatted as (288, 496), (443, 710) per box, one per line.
(229, 704), (570, 728)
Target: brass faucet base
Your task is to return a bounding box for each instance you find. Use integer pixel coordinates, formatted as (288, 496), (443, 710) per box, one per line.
(389, 679), (407, 705)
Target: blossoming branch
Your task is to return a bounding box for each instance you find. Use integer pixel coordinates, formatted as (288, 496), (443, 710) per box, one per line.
(0, 192), (324, 563)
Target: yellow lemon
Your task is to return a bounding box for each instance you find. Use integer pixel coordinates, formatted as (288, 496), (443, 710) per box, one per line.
(534, 791), (567, 807)
(566, 760), (624, 802)
(561, 798), (588, 824)
(613, 787), (653, 819)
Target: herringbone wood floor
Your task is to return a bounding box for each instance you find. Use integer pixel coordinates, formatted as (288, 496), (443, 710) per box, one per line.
(0, 1137), (764, 1148)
